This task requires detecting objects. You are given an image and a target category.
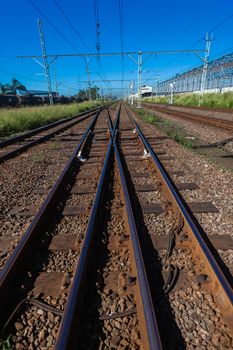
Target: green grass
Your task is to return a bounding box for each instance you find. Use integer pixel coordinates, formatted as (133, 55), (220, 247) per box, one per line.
(0, 100), (104, 139)
(0, 336), (12, 350)
(144, 91), (233, 108)
(136, 108), (195, 149)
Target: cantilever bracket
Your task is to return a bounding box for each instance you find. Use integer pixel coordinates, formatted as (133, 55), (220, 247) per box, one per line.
(33, 58), (45, 69)
(194, 52), (206, 63)
(127, 54), (138, 65)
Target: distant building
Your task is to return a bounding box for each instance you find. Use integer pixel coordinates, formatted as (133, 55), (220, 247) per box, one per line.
(129, 85), (152, 100)
(141, 85), (152, 97)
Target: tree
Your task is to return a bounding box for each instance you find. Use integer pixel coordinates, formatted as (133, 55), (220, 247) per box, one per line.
(1, 83), (12, 94)
(76, 86), (100, 100)
(11, 79), (26, 92)
(76, 89), (87, 100)
(89, 86), (99, 100)
(0, 78), (26, 95)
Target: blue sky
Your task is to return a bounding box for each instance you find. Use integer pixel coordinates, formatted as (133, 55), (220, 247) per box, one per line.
(0, 0), (233, 96)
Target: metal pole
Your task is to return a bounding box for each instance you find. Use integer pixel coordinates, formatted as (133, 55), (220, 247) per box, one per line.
(218, 59), (225, 92)
(85, 59), (91, 100)
(37, 19), (53, 105)
(130, 81), (135, 106)
(53, 67), (58, 95)
(156, 79), (159, 97)
(137, 51), (142, 108)
(88, 72), (91, 100)
(169, 82), (174, 104)
(199, 32), (213, 105)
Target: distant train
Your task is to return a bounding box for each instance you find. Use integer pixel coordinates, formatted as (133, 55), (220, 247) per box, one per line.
(0, 94), (80, 107)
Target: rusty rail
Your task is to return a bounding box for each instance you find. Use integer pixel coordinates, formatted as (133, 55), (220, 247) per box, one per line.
(148, 102), (233, 114)
(55, 112), (114, 349)
(0, 110), (100, 312)
(0, 105), (102, 149)
(0, 106), (105, 163)
(142, 103), (233, 133)
(55, 105), (162, 349)
(126, 105), (233, 328)
(112, 116), (162, 349)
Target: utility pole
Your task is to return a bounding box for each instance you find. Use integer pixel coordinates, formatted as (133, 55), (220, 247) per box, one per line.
(169, 82), (175, 104)
(152, 75), (159, 100)
(53, 66), (58, 95)
(156, 78), (159, 98)
(137, 51), (142, 108)
(130, 80), (135, 106)
(37, 19), (53, 104)
(199, 32), (213, 105)
(85, 58), (91, 100)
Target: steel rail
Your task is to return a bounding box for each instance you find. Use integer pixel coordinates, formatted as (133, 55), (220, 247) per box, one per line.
(0, 107), (105, 164)
(112, 112), (162, 348)
(0, 110), (100, 311)
(126, 106), (233, 325)
(0, 105), (102, 149)
(148, 103), (233, 114)
(142, 103), (233, 132)
(107, 105), (121, 135)
(55, 118), (114, 350)
(56, 106), (162, 349)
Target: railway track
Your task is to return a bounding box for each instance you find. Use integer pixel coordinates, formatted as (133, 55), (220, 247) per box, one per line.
(0, 109), (102, 272)
(0, 104), (232, 349)
(0, 105), (104, 163)
(149, 103), (233, 114)
(142, 102), (233, 133)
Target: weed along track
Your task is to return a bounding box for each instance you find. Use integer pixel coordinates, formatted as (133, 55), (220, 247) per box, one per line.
(0, 104), (232, 349)
(0, 107), (107, 271)
(142, 102), (233, 133)
(0, 105), (104, 163)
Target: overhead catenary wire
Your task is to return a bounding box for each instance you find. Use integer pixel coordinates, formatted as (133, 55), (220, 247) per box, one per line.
(118, 0), (124, 98)
(92, 0), (112, 89)
(167, 12), (233, 70)
(53, 0), (93, 53)
(28, 0), (111, 94)
(147, 11), (233, 82)
(93, 0), (101, 68)
(53, 0), (112, 91)
(28, 0), (79, 54)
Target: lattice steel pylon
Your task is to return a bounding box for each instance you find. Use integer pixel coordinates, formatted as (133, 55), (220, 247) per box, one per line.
(199, 33), (213, 105)
(37, 19), (54, 104)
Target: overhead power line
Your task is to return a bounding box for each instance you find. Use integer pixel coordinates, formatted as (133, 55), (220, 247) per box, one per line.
(18, 49), (206, 59)
(152, 11), (233, 78)
(118, 0), (124, 97)
(53, 0), (92, 53)
(28, 0), (79, 54)
(93, 0), (101, 57)
(28, 0), (112, 91)
(53, 0), (113, 88)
